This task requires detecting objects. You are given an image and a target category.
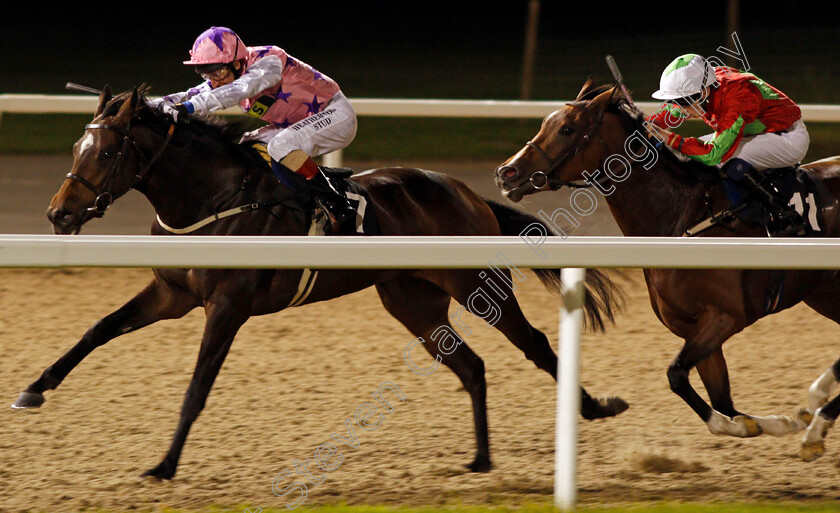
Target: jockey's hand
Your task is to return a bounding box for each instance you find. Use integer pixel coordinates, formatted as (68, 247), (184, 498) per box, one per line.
(161, 102), (192, 121)
(645, 122), (678, 149)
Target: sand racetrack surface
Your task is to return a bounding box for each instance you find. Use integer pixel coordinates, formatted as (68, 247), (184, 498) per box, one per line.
(2, 155), (840, 512)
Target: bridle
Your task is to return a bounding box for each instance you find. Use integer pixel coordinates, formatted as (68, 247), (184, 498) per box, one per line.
(65, 118), (175, 217)
(519, 102), (610, 192)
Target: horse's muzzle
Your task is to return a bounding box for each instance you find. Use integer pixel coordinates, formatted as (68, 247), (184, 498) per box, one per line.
(495, 165), (528, 202)
(46, 206), (81, 234)
(496, 165), (520, 183)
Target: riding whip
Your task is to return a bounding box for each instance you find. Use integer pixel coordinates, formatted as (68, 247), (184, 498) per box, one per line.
(605, 55), (638, 110)
(65, 82), (103, 95)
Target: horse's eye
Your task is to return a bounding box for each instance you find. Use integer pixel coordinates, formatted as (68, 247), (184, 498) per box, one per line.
(561, 125), (575, 136)
(99, 151), (114, 160)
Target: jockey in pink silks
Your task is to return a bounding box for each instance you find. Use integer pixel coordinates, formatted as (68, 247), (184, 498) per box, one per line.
(150, 26), (357, 233)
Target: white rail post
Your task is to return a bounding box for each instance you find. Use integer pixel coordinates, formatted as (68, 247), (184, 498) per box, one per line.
(555, 267), (586, 511)
(321, 149), (343, 168)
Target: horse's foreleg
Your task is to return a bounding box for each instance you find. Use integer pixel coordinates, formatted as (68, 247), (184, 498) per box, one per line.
(696, 349), (738, 416)
(142, 298), (248, 480)
(694, 349), (804, 436)
(667, 311), (766, 437)
(13, 279), (196, 409)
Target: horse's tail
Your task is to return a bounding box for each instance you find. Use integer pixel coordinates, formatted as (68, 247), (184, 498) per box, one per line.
(483, 198), (625, 332)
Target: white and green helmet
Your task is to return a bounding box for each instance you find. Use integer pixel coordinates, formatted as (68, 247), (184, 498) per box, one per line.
(652, 54), (718, 101)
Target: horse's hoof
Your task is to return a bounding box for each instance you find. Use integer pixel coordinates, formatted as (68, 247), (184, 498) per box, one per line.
(582, 396), (630, 420)
(733, 415), (763, 437)
(797, 408), (814, 426)
(466, 456), (492, 473)
(141, 460), (176, 480)
(597, 396), (629, 417)
(11, 392), (45, 409)
(801, 440), (825, 462)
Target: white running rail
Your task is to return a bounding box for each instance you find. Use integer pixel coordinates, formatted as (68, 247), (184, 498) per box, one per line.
(4, 234), (840, 509)
(3, 95), (840, 167)
(0, 235), (839, 269)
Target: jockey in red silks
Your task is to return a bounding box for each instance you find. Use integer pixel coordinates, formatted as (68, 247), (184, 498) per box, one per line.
(645, 53), (809, 235)
(150, 26), (357, 233)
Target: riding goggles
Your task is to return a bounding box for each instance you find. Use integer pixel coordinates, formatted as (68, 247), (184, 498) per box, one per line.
(195, 63), (232, 82)
(202, 67), (232, 82)
(673, 92), (703, 107)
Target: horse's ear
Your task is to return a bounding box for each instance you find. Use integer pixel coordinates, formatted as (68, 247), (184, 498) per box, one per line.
(115, 88), (140, 122)
(576, 75), (597, 100)
(94, 85), (112, 118)
(586, 85), (617, 113)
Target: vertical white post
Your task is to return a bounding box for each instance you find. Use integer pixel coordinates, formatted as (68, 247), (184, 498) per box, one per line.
(555, 267), (585, 511)
(322, 149), (343, 168)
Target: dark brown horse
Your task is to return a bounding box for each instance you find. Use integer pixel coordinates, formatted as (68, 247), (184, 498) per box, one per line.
(12, 86), (626, 479)
(495, 77), (840, 461)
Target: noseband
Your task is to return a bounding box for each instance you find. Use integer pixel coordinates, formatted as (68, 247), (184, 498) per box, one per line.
(65, 120), (174, 217)
(521, 105), (608, 191)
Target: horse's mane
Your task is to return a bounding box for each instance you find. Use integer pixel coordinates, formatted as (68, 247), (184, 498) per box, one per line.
(579, 84), (716, 186)
(100, 85), (269, 172)
(102, 85), (250, 145)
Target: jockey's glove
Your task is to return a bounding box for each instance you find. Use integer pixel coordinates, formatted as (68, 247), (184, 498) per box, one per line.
(161, 102), (194, 121)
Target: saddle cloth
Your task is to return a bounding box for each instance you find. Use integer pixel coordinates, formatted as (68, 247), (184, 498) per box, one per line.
(688, 166), (836, 236)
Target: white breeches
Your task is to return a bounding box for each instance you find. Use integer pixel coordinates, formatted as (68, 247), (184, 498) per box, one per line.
(702, 118), (810, 171)
(241, 92), (358, 161)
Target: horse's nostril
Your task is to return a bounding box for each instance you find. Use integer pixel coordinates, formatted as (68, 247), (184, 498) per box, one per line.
(48, 208), (73, 227)
(497, 166), (519, 182)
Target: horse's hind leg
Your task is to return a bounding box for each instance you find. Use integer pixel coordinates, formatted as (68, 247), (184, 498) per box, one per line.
(376, 277), (492, 472)
(437, 270), (627, 420)
(797, 291), (840, 460)
(799, 363), (840, 461)
(805, 359), (840, 416)
(12, 278), (197, 409)
(801, 363), (840, 462)
(802, 292), (840, 414)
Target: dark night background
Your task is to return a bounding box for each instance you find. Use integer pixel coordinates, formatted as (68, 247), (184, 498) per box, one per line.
(0, 3), (839, 215)
(2, 1), (839, 102)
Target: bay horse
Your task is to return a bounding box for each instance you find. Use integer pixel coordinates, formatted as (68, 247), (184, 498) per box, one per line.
(12, 85), (626, 479)
(495, 77), (840, 462)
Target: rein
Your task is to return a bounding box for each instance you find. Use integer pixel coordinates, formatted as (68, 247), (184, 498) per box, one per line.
(69, 113), (305, 234)
(66, 121), (175, 217)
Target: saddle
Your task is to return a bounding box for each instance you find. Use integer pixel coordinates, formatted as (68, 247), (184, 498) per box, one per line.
(686, 166), (836, 237)
(248, 142), (380, 235)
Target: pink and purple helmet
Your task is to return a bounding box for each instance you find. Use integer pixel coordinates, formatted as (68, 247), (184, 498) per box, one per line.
(183, 27), (248, 66)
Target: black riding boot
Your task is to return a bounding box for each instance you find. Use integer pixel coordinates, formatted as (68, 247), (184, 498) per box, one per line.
(309, 169), (356, 234)
(738, 170), (808, 237)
